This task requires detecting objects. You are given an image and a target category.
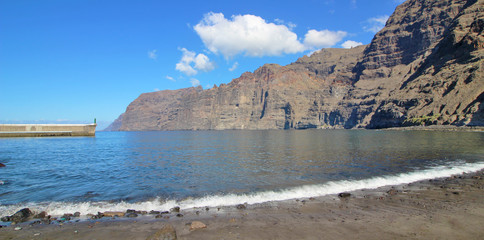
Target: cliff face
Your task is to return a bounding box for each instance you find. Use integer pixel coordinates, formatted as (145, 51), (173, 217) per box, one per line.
(107, 0), (483, 131)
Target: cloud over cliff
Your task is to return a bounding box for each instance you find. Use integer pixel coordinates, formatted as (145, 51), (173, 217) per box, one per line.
(176, 48), (215, 76)
(194, 12), (347, 58)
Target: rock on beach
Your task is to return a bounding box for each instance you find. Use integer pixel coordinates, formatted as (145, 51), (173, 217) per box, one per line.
(338, 192), (352, 198)
(190, 221), (207, 231)
(170, 207), (180, 213)
(3, 208), (33, 224)
(103, 212), (125, 218)
(33, 211), (48, 219)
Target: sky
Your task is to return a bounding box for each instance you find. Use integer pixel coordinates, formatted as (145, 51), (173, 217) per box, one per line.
(0, 0), (406, 129)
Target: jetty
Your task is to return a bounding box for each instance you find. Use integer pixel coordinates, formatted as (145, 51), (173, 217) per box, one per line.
(0, 124), (97, 137)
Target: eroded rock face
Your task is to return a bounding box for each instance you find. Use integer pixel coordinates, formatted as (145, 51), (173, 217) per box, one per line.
(107, 0), (483, 131)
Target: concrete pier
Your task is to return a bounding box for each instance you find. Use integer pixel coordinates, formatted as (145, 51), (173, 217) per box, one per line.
(0, 124), (97, 137)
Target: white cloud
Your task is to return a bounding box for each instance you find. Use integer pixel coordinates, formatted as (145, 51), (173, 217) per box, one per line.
(194, 12), (348, 58)
(341, 40), (363, 49)
(194, 53), (215, 72)
(303, 29), (347, 49)
(229, 62), (239, 71)
(175, 48), (215, 76)
(154, 88), (160, 91)
(148, 49), (157, 60)
(192, 12), (355, 59)
(194, 12), (305, 58)
(364, 15), (389, 33)
(190, 78), (200, 87)
(166, 75), (175, 81)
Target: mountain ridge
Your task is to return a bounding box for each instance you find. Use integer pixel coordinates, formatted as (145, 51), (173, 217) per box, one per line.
(106, 0), (483, 131)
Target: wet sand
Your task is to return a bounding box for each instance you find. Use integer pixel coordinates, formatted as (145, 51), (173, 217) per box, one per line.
(1, 170), (483, 240)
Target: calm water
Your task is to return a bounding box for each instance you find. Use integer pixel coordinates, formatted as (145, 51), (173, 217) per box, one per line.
(1, 130), (483, 215)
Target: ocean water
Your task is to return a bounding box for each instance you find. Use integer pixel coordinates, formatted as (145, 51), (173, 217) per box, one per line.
(0, 130), (483, 216)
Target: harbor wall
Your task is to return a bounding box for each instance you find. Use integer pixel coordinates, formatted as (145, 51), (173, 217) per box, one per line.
(0, 124), (97, 137)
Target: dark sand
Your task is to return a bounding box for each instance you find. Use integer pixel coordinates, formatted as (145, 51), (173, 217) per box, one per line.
(1, 170), (483, 240)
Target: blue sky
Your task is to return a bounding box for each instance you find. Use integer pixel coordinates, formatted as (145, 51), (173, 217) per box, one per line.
(0, 0), (405, 129)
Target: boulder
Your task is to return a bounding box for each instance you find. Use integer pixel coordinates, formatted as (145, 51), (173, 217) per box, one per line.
(103, 211), (124, 217)
(9, 208), (33, 223)
(190, 221), (207, 231)
(33, 211), (47, 219)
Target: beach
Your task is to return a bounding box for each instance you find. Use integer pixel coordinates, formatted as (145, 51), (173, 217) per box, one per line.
(1, 170), (483, 240)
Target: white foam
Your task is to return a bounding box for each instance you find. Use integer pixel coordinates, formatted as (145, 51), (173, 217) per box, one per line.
(1, 161), (483, 216)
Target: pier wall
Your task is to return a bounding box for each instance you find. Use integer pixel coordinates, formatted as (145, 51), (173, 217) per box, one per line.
(0, 124), (97, 137)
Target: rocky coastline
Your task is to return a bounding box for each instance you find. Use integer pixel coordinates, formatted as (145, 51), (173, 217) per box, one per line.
(106, 0), (483, 132)
(1, 170), (483, 239)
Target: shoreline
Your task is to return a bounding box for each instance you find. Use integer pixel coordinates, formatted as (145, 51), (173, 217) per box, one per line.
(379, 125), (484, 132)
(1, 170), (483, 239)
(101, 125), (484, 132)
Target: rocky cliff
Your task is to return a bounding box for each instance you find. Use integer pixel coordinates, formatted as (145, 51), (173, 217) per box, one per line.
(107, 0), (483, 131)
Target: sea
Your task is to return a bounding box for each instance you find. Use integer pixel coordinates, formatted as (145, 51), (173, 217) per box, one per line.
(1, 130), (483, 216)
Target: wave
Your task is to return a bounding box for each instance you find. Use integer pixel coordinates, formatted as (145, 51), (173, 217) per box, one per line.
(1, 161), (483, 217)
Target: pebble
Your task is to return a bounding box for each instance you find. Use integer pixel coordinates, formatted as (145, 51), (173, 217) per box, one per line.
(387, 189), (398, 196)
(125, 212), (138, 218)
(236, 204), (246, 210)
(338, 192), (351, 198)
(170, 207), (180, 213)
(34, 233), (41, 236)
(14, 227), (22, 231)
